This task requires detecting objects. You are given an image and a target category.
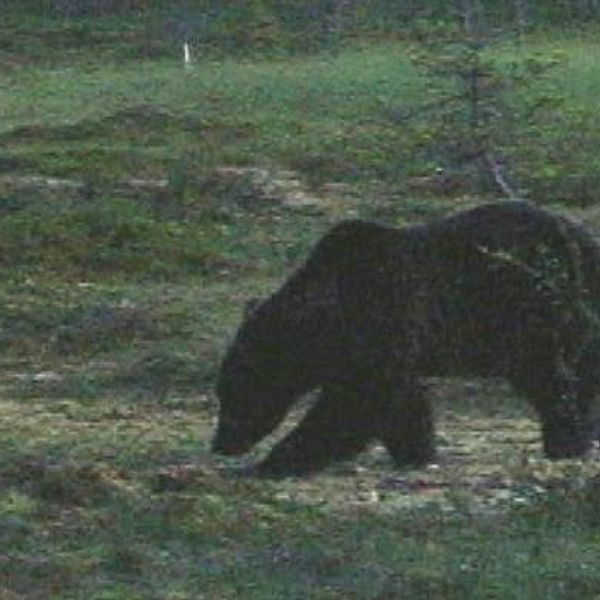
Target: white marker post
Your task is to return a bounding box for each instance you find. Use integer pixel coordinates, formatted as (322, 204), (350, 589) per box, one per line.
(183, 42), (192, 68)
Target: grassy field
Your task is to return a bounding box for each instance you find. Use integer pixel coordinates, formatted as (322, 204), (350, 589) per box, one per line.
(3, 12), (600, 599)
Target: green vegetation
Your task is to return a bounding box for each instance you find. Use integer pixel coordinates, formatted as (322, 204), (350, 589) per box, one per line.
(2, 16), (600, 200)
(2, 6), (600, 599)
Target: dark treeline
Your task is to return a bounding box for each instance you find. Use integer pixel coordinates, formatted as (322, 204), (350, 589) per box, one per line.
(7, 1), (600, 28)
(4, 1), (595, 57)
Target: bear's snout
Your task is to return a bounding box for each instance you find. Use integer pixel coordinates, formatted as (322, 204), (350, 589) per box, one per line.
(211, 429), (252, 456)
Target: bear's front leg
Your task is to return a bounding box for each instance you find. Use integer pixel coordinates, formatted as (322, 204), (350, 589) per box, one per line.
(376, 380), (436, 467)
(256, 384), (376, 478)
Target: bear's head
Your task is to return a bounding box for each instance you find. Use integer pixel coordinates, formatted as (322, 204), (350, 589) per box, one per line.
(212, 298), (311, 456)
(212, 351), (298, 455)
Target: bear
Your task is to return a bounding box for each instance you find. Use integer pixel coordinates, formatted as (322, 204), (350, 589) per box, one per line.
(212, 201), (600, 478)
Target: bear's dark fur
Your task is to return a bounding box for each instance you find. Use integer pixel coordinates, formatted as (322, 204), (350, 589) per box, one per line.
(212, 201), (600, 477)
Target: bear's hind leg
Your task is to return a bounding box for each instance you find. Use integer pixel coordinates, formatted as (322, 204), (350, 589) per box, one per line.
(377, 382), (436, 467)
(509, 367), (595, 459)
(256, 385), (376, 478)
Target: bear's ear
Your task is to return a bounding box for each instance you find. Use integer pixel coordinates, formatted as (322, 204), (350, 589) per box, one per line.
(243, 297), (263, 319)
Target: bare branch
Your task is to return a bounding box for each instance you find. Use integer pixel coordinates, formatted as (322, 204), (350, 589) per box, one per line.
(483, 152), (521, 201)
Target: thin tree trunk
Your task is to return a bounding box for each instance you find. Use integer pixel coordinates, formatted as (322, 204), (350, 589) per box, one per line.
(514, 0), (531, 34)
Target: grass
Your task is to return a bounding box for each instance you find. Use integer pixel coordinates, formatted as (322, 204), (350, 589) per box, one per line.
(0, 43), (427, 185)
(2, 11), (600, 599)
(3, 379), (600, 599)
(3, 28), (600, 198)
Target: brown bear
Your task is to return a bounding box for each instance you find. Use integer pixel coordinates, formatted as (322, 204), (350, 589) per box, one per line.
(213, 201), (600, 477)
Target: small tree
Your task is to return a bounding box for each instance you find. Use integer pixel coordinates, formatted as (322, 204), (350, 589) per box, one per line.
(405, 0), (562, 199)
